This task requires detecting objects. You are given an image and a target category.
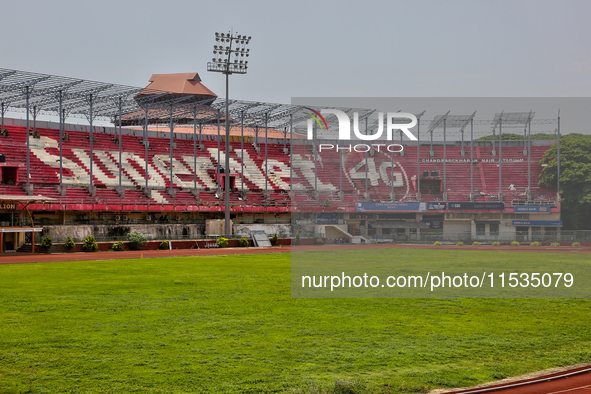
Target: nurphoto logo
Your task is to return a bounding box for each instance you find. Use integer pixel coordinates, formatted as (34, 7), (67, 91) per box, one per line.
(303, 107), (418, 153)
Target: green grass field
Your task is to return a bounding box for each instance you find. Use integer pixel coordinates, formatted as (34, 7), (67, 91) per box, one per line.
(1, 249), (590, 393)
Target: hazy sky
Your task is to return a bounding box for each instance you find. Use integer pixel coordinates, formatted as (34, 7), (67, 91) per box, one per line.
(3, 0), (591, 105)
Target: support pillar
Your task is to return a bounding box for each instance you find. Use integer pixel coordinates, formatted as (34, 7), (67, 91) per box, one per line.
(443, 118), (447, 195)
(265, 112), (268, 192)
(118, 97), (123, 188)
(144, 109), (149, 190)
(217, 112), (221, 191)
(59, 92), (63, 187)
(470, 118), (474, 198)
(241, 111), (245, 192)
(26, 86), (30, 188)
(557, 110), (561, 198)
(365, 117), (368, 196)
(169, 104), (174, 195)
(289, 113), (293, 199)
(193, 108), (197, 190)
(499, 116), (502, 197)
(417, 116), (421, 199)
(89, 94), (94, 188)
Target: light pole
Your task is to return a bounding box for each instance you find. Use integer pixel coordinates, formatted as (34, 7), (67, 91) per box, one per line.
(208, 31), (251, 237)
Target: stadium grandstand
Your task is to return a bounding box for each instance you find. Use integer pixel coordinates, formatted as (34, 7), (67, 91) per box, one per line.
(0, 68), (564, 252)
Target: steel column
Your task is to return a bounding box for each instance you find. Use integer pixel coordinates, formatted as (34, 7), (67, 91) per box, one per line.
(59, 91), (63, 186)
(470, 118), (473, 196)
(265, 112), (268, 192)
(193, 107), (197, 190)
(557, 111), (561, 195)
(392, 131), (397, 198)
(224, 72), (231, 236)
(283, 126), (287, 150)
(169, 104), (174, 194)
(443, 118), (446, 194)
(217, 111), (221, 190)
(365, 117), (368, 197)
(118, 98), (122, 188)
(417, 118), (420, 198)
(313, 123), (317, 192)
(528, 118), (531, 195)
(492, 128), (496, 154)
(26, 86), (30, 186)
(198, 123), (202, 189)
(89, 94), (93, 187)
(33, 106), (37, 135)
(499, 117), (502, 197)
(339, 150), (343, 196)
(144, 109), (148, 189)
(241, 111), (244, 192)
(289, 114), (293, 197)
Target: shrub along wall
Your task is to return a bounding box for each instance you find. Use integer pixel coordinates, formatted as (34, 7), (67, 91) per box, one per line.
(40, 237), (341, 253)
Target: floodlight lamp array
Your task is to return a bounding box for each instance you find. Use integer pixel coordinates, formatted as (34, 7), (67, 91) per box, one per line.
(209, 31), (251, 74)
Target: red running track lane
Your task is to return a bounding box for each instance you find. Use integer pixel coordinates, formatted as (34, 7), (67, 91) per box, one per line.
(0, 244), (590, 264)
(292, 244), (591, 254)
(443, 365), (591, 394)
(0, 246), (291, 264)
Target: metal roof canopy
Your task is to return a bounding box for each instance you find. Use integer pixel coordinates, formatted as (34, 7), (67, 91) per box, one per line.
(0, 68), (558, 131)
(0, 68), (374, 129)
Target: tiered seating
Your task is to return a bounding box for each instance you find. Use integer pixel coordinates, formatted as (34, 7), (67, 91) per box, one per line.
(0, 124), (557, 211)
(0, 185), (27, 196)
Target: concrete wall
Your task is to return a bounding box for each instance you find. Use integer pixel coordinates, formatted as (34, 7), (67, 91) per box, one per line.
(316, 224), (348, 238)
(42, 223), (204, 241)
(443, 221), (471, 236)
(205, 219), (232, 236)
(233, 223), (292, 237)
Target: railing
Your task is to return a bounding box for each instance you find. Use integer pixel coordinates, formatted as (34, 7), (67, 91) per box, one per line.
(400, 231), (591, 244)
(297, 230), (591, 244)
(510, 199), (557, 207)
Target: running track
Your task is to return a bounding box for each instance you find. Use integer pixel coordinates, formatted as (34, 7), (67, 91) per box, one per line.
(0, 243), (589, 265)
(444, 365), (591, 394)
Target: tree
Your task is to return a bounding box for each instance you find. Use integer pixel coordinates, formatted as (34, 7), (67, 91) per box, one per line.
(539, 134), (591, 230)
(128, 231), (147, 250)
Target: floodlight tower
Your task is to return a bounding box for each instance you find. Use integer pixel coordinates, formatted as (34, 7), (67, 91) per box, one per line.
(208, 31), (251, 237)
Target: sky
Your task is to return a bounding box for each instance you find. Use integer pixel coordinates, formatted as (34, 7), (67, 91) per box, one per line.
(3, 0), (591, 105)
(2, 0), (590, 135)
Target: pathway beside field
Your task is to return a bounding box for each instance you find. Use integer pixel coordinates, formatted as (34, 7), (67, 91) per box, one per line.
(440, 364), (591, 393)
(0, 246), (290, 264)
(0, 243), (590, 264)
